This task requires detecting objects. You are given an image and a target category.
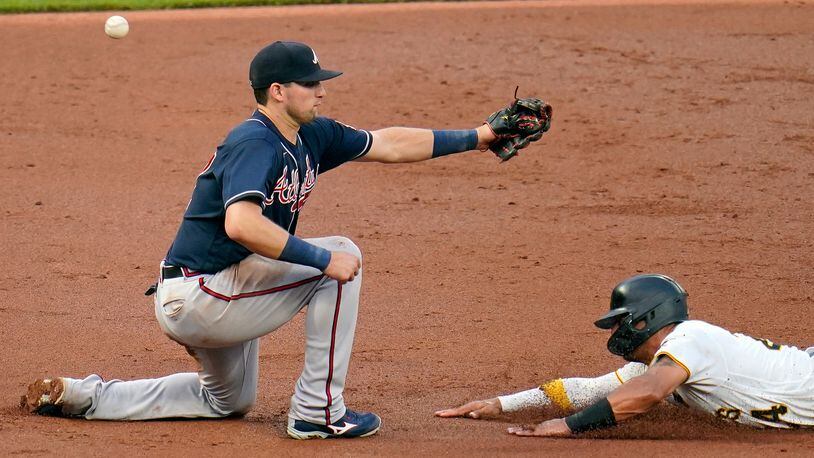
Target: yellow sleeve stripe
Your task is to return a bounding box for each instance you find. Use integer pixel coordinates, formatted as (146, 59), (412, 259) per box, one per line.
(539, 379), (573, 411)
(614, 370), (625, 385)
(655, 351), (692, 380)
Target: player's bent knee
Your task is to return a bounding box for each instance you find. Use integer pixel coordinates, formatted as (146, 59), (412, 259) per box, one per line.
(211, 399), (256, 417)
(230, 398), (256, 416)
(207, 391), (257, 417)
(331, 236), (362, 260)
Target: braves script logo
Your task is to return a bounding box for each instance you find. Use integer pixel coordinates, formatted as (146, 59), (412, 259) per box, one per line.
(265, 156), (318, 212)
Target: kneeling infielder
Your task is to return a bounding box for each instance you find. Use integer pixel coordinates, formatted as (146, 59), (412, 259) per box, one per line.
(437, 274), (814, 435)
(20, 40), (551, 440)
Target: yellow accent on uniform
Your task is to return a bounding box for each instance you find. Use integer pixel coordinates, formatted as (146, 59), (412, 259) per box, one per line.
(539, 379), (572, 411)
(655, 351), (692, 380)
(614, 370), (625, 384)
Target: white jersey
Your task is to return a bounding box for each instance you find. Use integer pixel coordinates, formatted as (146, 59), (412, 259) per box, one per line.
(635, 320), (814, 429)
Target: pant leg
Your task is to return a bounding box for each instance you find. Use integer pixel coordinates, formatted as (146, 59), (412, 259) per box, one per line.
(63, 235), (362, 421)
(62, 339), (259, 420)
(190, 339), (260, 416)
(61, 251), (316, 420)
(289, 236), (363, 425)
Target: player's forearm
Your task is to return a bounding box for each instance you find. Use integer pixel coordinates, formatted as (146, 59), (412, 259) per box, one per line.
(498, 363), (646, 413)
(606, 360), (686, 421)
(498, 376), (616, 414)
(367, 125), (494, 163)
(224, 201), (331, 271)
(560, 358), (686, 434)
(606, 376), (667, 421)
(368, 127), (432, 162)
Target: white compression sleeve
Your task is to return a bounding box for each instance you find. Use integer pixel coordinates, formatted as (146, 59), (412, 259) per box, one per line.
(496, 362), (647, 413)
(498, 388), (551, 413)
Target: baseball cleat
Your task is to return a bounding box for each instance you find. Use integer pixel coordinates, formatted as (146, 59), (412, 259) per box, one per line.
(20, 377), (66, 416)
(287, 409), (381, 440)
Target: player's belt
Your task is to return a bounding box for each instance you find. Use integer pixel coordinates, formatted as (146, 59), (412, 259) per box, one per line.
(145, 264), (194, 296)
(161, 265), (185, 280)
(146, 265), (204, 296)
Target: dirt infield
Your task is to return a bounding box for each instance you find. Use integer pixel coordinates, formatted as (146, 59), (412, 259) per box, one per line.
(1, 0), (813, 455)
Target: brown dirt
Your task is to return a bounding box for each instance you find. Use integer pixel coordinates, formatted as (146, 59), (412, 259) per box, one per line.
(1, 0), (814, 455)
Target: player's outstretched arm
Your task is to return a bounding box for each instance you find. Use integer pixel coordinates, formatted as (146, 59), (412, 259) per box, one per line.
(507, 357), (688, 438)
(360, 95), (551, 163)
(359, 125), (495, 164)
(435, 362), (647, 420)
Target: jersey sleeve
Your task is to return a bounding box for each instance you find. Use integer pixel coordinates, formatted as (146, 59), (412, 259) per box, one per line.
(220, 138), (282, 209)
(654, 326), (723, 390)
(615, 362), (648, 383)
(309, 117), (372, 173)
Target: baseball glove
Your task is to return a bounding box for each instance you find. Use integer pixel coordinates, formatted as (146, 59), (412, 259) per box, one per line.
(485, 94), (552, 162)
(488, 130), (545, 162)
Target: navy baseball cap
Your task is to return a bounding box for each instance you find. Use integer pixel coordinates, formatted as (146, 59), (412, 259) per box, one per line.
(249, 41), (342, 89)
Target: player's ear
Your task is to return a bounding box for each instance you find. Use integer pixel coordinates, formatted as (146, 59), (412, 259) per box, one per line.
(268, 83), (286, 103)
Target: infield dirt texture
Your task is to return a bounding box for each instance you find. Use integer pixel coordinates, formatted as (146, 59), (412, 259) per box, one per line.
(1, 0), (813, 455)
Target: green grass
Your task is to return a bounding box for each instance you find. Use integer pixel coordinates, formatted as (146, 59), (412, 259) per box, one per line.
(0, 0), (406, 13)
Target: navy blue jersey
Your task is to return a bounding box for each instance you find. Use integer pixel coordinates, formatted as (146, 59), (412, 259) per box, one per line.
(165, 110), (372, 273)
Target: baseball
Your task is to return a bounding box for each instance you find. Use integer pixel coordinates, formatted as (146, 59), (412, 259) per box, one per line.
(104, 15), (129, 39)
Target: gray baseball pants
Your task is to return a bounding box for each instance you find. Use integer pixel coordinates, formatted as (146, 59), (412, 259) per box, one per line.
(58, 236), (362, 425)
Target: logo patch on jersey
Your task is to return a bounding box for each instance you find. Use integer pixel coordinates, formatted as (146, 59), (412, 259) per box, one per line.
(265, 155), (319, 212)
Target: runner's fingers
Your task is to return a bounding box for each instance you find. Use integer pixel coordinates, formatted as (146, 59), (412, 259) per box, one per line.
(464, 401), (487, 418)
(507, 425), (535, 435)
(436, 401), (478, 417)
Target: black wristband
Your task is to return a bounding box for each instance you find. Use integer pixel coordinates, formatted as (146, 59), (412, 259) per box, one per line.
(564, 398), (617, 433)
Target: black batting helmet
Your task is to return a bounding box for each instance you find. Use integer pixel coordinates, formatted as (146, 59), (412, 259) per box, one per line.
(594, 274), (688, 361)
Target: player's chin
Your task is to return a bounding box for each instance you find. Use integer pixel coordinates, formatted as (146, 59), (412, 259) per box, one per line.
(297, 110), (318, 124)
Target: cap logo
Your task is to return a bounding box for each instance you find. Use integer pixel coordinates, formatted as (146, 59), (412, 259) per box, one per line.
(311, 49), (319, 65)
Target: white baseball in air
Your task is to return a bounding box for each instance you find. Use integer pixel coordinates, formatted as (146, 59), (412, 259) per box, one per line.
(104, 15), (129, 39)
